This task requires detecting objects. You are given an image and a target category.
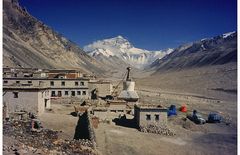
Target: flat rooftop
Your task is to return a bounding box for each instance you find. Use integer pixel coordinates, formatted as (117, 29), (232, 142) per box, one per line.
(89, 81), (111, 84)
(3, 85), (49, 90)
(3, 77), (90, 80)
(135, 104), (167, 110)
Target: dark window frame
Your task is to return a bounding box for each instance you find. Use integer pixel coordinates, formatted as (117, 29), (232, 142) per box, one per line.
(13, 92), (18, 98)
(146, 114), (151, 120)
(57, 91), (62, 97)
(71, 91), (75, 96)
(61, 81), (65, 86)
(75, 82), (79, 86)
(51, 91), (56, 97)
(50, 81), (54, 86)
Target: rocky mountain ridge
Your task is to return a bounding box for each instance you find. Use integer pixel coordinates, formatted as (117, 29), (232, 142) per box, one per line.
(149, 31), (237, 73)
(3, 0), (107, 75)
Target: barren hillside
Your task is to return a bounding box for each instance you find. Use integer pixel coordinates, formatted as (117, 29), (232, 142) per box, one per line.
(3, 0), (108, 75)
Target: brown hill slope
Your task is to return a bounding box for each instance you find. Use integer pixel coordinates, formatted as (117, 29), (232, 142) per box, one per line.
(137, 32), (237, 102)
(149, 32), (237, 72)
(3, 0), (107, 75)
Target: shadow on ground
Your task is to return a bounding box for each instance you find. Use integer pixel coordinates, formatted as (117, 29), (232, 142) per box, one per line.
(112, 115), (137, 129)
(70, 112), (78, 117)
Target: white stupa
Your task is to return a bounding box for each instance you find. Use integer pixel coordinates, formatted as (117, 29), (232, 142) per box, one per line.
(118, 67), (139, 102)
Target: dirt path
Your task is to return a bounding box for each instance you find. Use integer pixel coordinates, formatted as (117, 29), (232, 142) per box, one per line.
(39, 104), (78, 140)
(94, 122), (236, 155)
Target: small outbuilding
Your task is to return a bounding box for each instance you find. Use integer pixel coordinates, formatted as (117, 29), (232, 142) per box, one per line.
(134, 104), (168, 127)
(3, 86), (51, 117)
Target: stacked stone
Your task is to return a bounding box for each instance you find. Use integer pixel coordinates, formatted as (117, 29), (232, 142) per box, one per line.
(86, 111), (97, 149)
(139, 124), (175, 136)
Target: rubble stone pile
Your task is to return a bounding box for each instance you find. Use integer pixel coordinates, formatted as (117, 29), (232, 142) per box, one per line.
(171, 117), (208, 133)
(3, 120), (99, 155)
(139, 124), (175, 136)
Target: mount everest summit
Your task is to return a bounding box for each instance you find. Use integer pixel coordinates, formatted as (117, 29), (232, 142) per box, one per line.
(84, 36), (173, 69)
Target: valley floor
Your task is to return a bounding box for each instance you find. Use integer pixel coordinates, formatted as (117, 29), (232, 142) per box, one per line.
(4, 64), (236, 155)
(37, 88), (237, 155)
(94, 88), (237, 155)
(98, 63), (237, 155)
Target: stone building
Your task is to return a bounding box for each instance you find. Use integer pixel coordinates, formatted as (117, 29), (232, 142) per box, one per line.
(92, 100), (127, 121)
(3, 77), (90, 99)
(47, 69), (83, 79)
(107, 100), (127, 113)
(88, 81), (113, 98)
(134, 104), (168, 127)
(3, 68), (48, 78)
(3, 85), (51, 116)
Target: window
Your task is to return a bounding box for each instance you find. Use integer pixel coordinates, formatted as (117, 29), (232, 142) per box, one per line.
(82, 91), (86, 95)
(39, 81), (43, 85)
(58, 91), (62, 97)
(146, 114), (151, 120)
(75, 82), (79, 86)
(65, 91), (69, 95)
(77, 91), (81, 95)
(13, 92), (18, 98)
(71, 91), (75, 96)
(50, 81), (54, 86)
(51, 91), (56, 97)
(16, 81), (20, 84)
(61, 81), (65, 86)
(28, 81), (32, 84)
(80, 82), (84, 86)
(4, 81), (8, 84)
(155, 115), (159, 121)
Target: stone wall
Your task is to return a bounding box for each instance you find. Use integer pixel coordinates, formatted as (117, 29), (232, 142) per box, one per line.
(3, 89), (49, 116)
(89, 82), (113, 97)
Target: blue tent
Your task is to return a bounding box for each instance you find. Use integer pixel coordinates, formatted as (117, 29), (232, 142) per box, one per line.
(168, 105), (177, 116)
(208, 113), (222, 123)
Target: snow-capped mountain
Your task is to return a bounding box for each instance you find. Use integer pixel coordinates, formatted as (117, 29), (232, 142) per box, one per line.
(84, 36), (173, 69)
(149, 31), (237, 72)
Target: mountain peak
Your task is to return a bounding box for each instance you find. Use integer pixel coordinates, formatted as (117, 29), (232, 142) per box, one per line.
(108, 35), (130, 46)
(84, 36), (173, 69)
(116, 35), (124, 39)
(222, 31), (236, 38)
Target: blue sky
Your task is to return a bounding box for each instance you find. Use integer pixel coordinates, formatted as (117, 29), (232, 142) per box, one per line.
(19, 0), (237, 50)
